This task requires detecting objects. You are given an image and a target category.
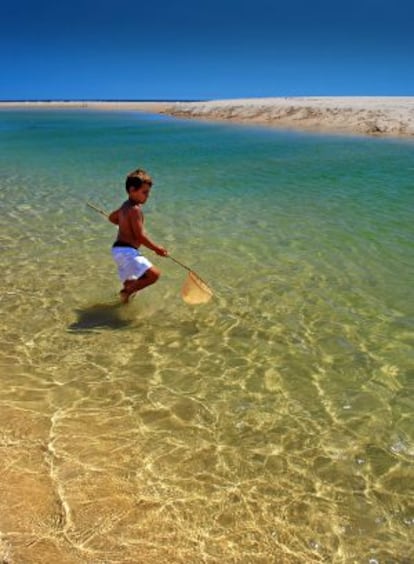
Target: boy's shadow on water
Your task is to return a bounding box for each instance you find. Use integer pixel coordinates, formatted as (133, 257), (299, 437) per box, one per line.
(68, 302), (132, 333)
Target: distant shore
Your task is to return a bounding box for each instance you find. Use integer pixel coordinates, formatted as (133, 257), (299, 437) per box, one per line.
(0, 100), (171, 112)
(2, 97), (414, 137)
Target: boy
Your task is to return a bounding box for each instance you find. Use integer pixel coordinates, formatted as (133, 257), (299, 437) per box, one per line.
(109, 168), (168, 303)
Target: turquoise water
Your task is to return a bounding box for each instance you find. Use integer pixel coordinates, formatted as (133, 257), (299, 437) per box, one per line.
(0, 109), (413, 562)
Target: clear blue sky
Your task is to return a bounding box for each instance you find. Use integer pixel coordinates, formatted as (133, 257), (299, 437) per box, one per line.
(1, 0), (413, 100)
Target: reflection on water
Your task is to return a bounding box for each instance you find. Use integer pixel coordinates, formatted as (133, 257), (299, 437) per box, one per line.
(0, 110), (413, 563)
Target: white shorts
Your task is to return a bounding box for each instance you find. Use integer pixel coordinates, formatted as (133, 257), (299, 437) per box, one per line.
(111, 246), (153, 283)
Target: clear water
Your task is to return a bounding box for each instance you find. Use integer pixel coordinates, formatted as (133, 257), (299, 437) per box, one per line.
(0, 109), (413, 563)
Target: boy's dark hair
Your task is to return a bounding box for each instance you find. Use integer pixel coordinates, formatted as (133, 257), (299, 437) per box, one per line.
(125, 169), (153, 193)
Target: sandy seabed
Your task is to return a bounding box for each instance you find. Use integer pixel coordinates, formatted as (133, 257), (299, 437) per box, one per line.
(1, 101), (413, 562)
(2, 97), (414, 137)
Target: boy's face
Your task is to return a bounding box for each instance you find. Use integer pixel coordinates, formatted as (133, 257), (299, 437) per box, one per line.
(129, 182), (152, 204)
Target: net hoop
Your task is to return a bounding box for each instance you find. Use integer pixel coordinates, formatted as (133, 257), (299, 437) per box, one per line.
(181, 271), (213, 304)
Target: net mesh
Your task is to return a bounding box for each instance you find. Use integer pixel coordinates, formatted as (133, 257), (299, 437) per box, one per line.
(181, 271), (213, 304)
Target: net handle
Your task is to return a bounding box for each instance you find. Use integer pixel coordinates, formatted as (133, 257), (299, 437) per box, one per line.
(86, 201), (109, 218)
(168, 254), (192, 273)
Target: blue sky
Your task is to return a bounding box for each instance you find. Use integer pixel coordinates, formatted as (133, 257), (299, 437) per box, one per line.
(1, 0), (413, 100)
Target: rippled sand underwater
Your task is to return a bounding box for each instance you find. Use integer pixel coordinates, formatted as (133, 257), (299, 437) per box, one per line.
(0, 110), (413, 562)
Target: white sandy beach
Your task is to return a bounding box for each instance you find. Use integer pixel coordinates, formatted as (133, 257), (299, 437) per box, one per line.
(162, 97), (414, 137)
(2, 97), (414, 137)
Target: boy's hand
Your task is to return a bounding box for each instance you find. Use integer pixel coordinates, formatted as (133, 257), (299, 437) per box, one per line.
(155, 246), (168, 257)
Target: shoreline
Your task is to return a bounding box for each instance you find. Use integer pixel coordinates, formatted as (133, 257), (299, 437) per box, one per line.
(1, 97), (414, 137)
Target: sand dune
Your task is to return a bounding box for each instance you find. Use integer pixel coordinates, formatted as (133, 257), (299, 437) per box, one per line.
(162, 97), (414, 137)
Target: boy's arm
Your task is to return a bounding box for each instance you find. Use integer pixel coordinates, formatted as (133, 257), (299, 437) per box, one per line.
(131, 208), (168, 256)
(108, 209), (120, 225)
(140, 233), (168, 256)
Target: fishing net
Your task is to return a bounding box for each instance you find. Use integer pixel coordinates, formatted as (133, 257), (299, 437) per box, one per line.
(181, 271), (213, 304)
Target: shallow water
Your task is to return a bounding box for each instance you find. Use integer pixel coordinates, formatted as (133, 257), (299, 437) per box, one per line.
(0, 109), (413, 563)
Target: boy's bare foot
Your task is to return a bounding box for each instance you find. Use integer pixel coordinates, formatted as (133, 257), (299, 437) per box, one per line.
(119, 279), (137, 304)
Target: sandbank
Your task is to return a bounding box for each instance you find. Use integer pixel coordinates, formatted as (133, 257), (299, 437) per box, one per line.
(161, 97), (414, 137)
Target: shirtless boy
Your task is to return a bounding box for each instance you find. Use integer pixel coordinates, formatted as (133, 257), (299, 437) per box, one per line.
(109, 169), (168, 303)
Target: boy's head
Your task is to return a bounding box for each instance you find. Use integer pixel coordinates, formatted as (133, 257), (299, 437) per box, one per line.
(125, 169), (153, 193)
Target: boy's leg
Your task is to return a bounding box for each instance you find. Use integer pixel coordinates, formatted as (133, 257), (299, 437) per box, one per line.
(120, 280), (136, 303)
(120, 267), (161, 303)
